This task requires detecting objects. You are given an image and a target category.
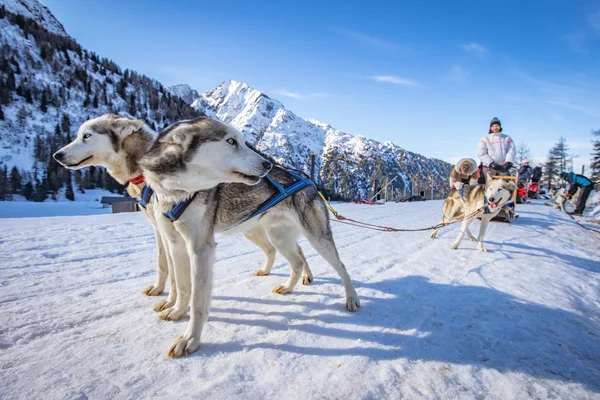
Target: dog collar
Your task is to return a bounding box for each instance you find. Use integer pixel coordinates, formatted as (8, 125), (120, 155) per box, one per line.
(129, 175), (145, 185)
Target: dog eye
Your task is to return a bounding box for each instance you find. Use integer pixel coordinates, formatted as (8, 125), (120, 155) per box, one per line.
(226, 138), (236, 146)
(83, 133), (92, 140)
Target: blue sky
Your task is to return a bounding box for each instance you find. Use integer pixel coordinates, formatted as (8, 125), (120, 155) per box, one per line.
(41, 0), (600, 172)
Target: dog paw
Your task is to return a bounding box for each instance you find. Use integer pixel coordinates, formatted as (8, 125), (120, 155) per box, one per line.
(168, 335), (201, 358)
(253, 269), (270, 276)
(158, 306), (187, 321)
(346, 295), (360, 312)
(142, 285), (164, 296)
(469, 237), (477, 242)
(153, 298), (175, 312)
(478, 247), (488, 252)
(302, 273), (313, 285)
(449, 243), (459, 250)
(272, 285), (293, 294)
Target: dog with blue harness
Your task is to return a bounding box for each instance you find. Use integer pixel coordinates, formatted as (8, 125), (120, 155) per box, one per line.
(431, 177), (517, 252)
(138, 116), (361, 357)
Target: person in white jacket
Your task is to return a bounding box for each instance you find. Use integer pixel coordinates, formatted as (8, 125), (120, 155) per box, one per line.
(477, 117), (516, 182)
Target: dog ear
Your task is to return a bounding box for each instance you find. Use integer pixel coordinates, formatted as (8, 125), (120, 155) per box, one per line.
(485, 171), (493, 183)
(159, 130), (186, 145)
(504, 180), (517, 191)
(113, 118), (144, 138)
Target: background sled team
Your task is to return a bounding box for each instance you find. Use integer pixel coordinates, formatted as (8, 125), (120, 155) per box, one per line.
(449, 117), (593, 216)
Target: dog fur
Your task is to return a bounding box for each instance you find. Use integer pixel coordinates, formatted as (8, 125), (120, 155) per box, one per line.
(138, 117), (360, 357)
(551, 187), (579, 213)
(430, 178), (517, 251)
(53, 115), (313, 320)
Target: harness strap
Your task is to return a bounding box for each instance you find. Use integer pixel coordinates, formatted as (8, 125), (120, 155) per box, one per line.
(241, 170), (313, 224)
(459, 187), (465, 202)
(483, 194), (491, 214)
(163, 192), (199, 222)
(139, 185), (154, 209)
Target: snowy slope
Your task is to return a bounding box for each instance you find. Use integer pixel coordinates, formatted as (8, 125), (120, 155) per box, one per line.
(192, 80), (453, 199)
(0, 0), (68, 37)
(167, 84), (200, 105)
(1, 200), (599, 399)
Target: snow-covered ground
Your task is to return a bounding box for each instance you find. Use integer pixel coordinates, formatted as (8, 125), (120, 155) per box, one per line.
(0, 190), (120, 218)
(1, 200), (599, 399)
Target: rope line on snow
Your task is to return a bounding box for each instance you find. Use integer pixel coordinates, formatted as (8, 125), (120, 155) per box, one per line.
(566, 214), (600, 236)
(318, 192), (486, 232)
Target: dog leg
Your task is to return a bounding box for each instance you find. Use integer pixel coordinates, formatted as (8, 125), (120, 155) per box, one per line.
(266, 225), (304, 294)
(298, 245), (313, 285)
(243, 226), (276, 276)
(168, 236), (215, 358)
(158, 234), (191, 321)
(450, 218), (471, 250)
(430, 216), (445, 239)
(465, 227), (477, 242)
(153, 235), (178, 312)
(143, 225), (168, 296)
(477, 217), (491, 252)
(299, 199), (359, 311)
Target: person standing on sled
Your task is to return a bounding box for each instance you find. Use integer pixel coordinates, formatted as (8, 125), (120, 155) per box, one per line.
(449, 158), (478, 190)
(478, 117), (516, 181)
(560, 171), (593, 216)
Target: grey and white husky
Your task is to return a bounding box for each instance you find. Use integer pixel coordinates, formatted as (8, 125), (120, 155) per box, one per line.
(53, 114), (313, 320)
(138, 116), (360, 357)
(430, 178), (517, 251)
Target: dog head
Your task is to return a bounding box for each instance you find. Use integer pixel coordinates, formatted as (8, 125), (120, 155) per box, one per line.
(140, 117), (272, 192)
(53, 114), (149, 177)
(484, 178), (516, 211)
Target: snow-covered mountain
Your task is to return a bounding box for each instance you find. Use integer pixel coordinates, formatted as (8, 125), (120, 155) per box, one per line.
(167, 83), (200, 105)
(0, 0), (202, 200)
(0, 0), (452, 202)
(192, 80), (452, 200)
(1, 0), (68, 37)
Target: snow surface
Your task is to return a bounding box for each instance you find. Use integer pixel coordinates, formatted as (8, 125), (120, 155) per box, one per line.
(1, 200), (599, 399)
(0, 189), (121, 218)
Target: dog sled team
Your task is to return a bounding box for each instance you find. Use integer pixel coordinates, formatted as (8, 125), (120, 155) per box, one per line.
(54, 114), (594, 357)
(433, 117), (594, 251)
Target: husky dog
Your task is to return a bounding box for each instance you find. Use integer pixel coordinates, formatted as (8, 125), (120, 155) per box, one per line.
(430, 178), (517, 251)
(552, 188), (579, 213)
(138, 117), (360, 357)
(53, 115), (311, 320)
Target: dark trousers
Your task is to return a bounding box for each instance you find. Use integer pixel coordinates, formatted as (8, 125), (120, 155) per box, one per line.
(575, 185), (593, 214)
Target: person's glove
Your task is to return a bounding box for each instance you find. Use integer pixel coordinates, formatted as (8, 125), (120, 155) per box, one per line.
(489, 162), (501, 170)
(503, 162), (513, 171)
(453, 182), (464, 190)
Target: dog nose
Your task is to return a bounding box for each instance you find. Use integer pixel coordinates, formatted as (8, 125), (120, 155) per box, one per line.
(53, 151), (65, 162)
(488, 197), (495, 202)
(262, 161), (272, 171)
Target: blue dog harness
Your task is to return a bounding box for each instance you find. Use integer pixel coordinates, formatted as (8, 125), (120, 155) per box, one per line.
(239, 169), (314, 224)
(136, 169), (313, 224)
(136, 184), (198, 222)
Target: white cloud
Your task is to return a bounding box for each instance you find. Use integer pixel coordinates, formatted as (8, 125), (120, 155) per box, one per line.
(461, 43), (487, 54)
(588, 9), (600, 33)
(368, 75), (421, 87)
(447, 65), (469, 82)
(548, 100), (600, 118)
(275, 90), (331, 100)
(335, 29), (398, 51)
